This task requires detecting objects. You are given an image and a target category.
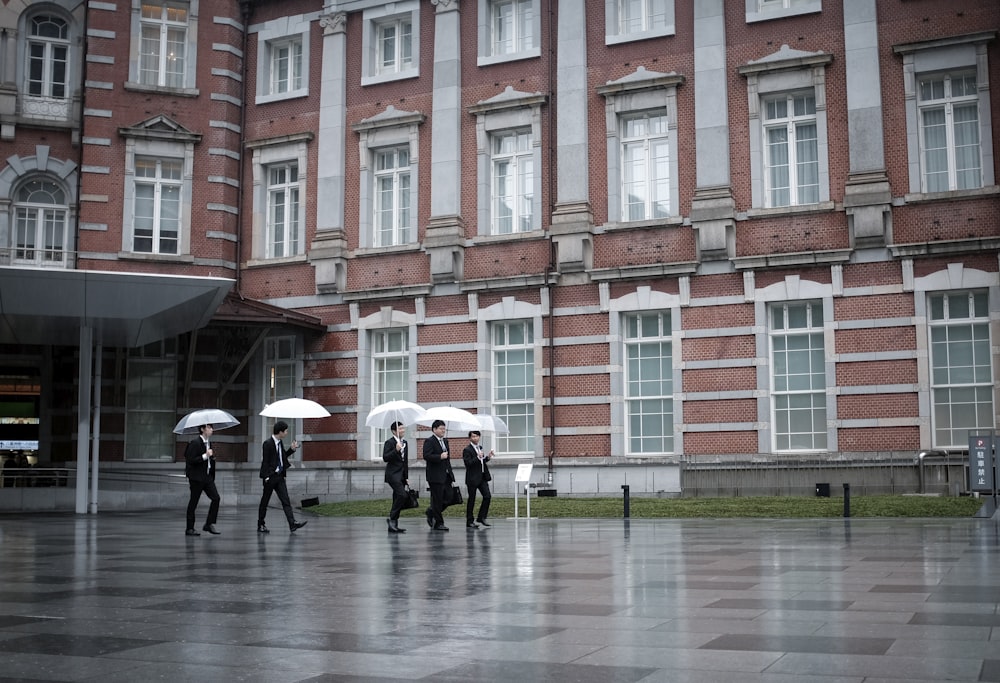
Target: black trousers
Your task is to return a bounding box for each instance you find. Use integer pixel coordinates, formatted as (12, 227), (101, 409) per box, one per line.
(427, 481), (447, 526)
(186, 478), (220, 530)
(258, 475), (296, 529)
(466, 479), (491, 522)
(387, 480), (407, 521)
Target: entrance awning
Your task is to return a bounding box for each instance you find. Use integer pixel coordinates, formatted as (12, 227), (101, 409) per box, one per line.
(0, 267), (235, 347)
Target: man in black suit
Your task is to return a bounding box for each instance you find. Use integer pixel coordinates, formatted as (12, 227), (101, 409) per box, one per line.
(382, 421), (409, 533)
(184, 424), (220, 536)
(422, 419), (453, 531)
(462, 430), (493, 529)
(258, 420), (307, 533)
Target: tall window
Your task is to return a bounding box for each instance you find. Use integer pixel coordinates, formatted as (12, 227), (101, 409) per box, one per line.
(133, 157), (181, 254)
(264, 336), (297, 440)
(372, 329), (409, 457)
(492, 130), (533, 235)
(919, 73), (981, 193)
(377, 17), (412, 75)
(267, 163), (300, 258)
(13, 179), (68, 267)
(269, 39), (303, 95)
(619, 0), (667, 35)
(491, 0), (533, 56)
(764, 93), (818, 207)
(770, 301), (826, 451)
(139, 1), (187, 88)
(374, 148), (411, 247)
(126, 339), (177, 461)
(493, 321), (534, 454)
(624, 312), (673, 455)
(929, 291), (993, 448)
(26, 15), (68, 99)
(621, 113), (670, 221)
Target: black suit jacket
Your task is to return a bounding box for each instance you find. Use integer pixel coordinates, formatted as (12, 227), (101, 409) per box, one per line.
(382, 437), (409, 485)
(259, 437), (296, 480)
(422, 434), (454, 484)
(462, 443), (492, 487)
(184, 436), (215, 483)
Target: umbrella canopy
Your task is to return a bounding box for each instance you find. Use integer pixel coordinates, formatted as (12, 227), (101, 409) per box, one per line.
(416, 405), (482, 432)
(173, 408), (240, 435)
(366, 400), (428, 429)
(476, 414), (509, 434)
(260, 398), (331, 419)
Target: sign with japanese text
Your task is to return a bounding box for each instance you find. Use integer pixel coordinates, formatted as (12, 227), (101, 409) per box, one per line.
(968, 434), (995, 493)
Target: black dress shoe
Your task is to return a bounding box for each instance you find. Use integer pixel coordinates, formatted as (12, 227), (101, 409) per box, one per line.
(290, 521), (307, 532)
(466, 521), (479, 529)
(185, 529), (200, 536)
(477, 520), (491, 527)
(433, 524), (450, 531)
(257, 524), (270, 533)
(202, 524), (220, 535)
(425, 508), (434, 528)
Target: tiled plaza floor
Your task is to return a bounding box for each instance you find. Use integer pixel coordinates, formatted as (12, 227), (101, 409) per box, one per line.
(1, 507), (999, 682)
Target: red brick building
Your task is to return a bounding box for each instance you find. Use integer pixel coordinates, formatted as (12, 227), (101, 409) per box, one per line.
(0, 0), (997, 507)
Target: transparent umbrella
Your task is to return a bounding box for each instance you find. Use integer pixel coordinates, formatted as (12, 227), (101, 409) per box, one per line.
(173, 408), (240, 435)
(476, 414), (509, 434)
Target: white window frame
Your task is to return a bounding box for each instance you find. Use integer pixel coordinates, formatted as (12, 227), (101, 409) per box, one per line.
(745, 0), (821, 23)
(477, 0), (540, 66)
(894, 32), (996, 198)
(373, 147), (412, 248)
(262, 336), (302, 444)
(597, 68), (683, 226)
(129, 0), (198, 92)
(740, 48), (832, 212)
(762, 91), (820, 208)
(361, 1), (420, 86)
(470, 88), (546, 236)
(266, 162), (300, 259)
(370, 328), (410, 460)
(17, 6), (80, 122)
(623, 311), (674, 456)
(492, 320), (535, 456)
(928, 290), (994, 449)
(254, 15), (311, 104)
(26, 14), (69, 99)
(917, 72), (981, 193)
(131, 156), (183, 255)
(490, 129), (534, 235)
(605, 0), (674, 46)
(769, 301), (827, 452)
(620, 112), (672, 221)
(12, 178), (70, 268)
(125, 339), (179, 461)
(247, 133), (311, 263)
(352, 107), (423, 250)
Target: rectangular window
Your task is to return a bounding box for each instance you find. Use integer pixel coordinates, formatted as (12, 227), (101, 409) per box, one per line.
(764, 93), (819, 207)
(919, 73), (981, 193)
(133, 157), (181, 254)
(374, 148), (412, 247)
(139, 1), (187, 88)
(492, 130), (533, 235)
(263, 336), (297, 438)
(491, 0), (533, 56)
(377, 18), (412, 75)
(929, 291), (993, 448)
(125, 339), (178, 461)
(624, 312), (673, 455)
(620, 0), (667, 35)
(621, 113), (670, 221)
(270, 39), (303, 95)
(266, 163), (300, 258)
(770, 301), (826, 451)
(372, 329), (409, 458)
(15, 208), (67, 265)
(493, 321), (534, 455)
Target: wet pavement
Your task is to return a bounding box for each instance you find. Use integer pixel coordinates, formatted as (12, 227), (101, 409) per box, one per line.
(1, 508), (999, 682)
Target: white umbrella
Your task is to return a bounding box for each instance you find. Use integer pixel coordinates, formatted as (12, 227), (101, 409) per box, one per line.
(173, 408), (240, 435)
(417, 405), (482, 432)
(260, 398), (331, 418)
(366, 400), (428, 429)
(476, 414), (509, 434)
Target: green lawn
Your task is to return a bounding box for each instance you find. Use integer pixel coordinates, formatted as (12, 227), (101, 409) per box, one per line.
(310, 494), (985, 519)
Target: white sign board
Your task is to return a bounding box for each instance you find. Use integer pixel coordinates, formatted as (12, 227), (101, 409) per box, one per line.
(514, 463), (533, 482)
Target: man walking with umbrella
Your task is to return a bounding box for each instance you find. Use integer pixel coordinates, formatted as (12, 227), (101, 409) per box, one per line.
(382, 421), (409, 533)
(184, 424), (220, 536)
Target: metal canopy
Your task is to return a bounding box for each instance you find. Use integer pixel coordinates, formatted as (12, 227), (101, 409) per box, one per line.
(0, 267), (235, 348)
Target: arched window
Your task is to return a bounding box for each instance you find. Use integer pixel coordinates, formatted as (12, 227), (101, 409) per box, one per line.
(27, 14), (69, 98)
(13, 179), (69, 266)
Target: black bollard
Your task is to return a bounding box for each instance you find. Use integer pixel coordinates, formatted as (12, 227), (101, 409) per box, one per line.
(621, 484), (630, 518)
(843, 483), (851, 518)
